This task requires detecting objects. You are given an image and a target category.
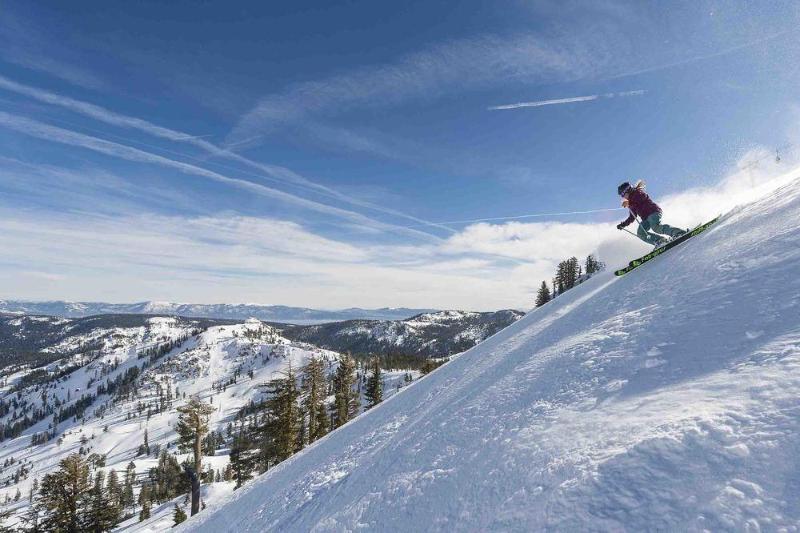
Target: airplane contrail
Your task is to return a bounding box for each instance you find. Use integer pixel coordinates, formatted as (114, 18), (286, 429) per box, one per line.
(606, 28), (794, 81)
(405, 207), (626, 227)
(0, 74), (452, 235)
(0, 111), (444, 243)
(489, 90), (645, 111)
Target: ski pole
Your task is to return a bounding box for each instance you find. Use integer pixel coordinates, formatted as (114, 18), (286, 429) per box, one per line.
(620, 227), (639, 239)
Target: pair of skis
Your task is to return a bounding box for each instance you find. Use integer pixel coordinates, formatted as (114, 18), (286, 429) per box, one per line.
(614, 217), (719, 276)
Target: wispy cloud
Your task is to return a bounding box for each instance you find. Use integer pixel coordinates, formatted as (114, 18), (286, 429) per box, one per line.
(441, 220), (619, 263)
(0, 10), (106, 90)
(606, 28), (795, 81)
(1, 150), (794, 309)
(0, 209), (522, 309)
(21, 271), (65, 282)
(0, 111), (442, 243)
(0, 74), (452, 233)
(406, 208), (626, 228)
(0, 155), (194, 215)
(227, 13), (799, 144)
(228, 33), (602, 143)
(489, 90), (645, 111)
(3, 54), (106, 91)
(294, 121), (400, 159)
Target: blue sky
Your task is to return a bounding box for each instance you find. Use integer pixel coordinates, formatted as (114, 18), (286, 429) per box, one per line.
(0, 0), (798, 310)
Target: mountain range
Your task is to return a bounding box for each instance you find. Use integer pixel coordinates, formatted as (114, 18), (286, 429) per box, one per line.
(0, 309), (523, 370)
(280, 309), (524, 358)
(0, 300), (441, 323)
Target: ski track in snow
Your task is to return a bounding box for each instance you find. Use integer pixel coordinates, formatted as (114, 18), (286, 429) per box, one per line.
(185, 175), (800, 532)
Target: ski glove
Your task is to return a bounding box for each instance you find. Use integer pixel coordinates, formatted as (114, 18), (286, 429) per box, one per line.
(616, 223), (624, 230)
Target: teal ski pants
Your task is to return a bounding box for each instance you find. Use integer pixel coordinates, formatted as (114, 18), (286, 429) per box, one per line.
(637, 213), (683, 245)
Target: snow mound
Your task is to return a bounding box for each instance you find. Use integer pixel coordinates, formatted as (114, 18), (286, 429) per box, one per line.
(185, 177), (800, 531)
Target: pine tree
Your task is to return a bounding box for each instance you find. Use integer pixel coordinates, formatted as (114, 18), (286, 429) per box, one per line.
(138, 427), (150, 456)
(29, 477), (38, 502)
(137, 484), (151, 522)
(301, 357), (329, 443)
(38, 454), (91, 533)
(585, 254), (605, 276)
(554, 257), (581, 293)
(331, 354), (360, 428)
(105, 469), (122, 523)
(229, 426), (255, 489)
(151, 449), (189, 503)
(122, 462), (136, 513)
(177, 398), (215, 475)
(176, 397), (214, 515)
(535, 281), (551, 307)
(259, 365), (302, 467)
(84, 469), (118, 532)
(568, 257), (581, 287)
(555, 262), (565, 294)
(364, 357), (383, 409)
(172, 504), (187, 526)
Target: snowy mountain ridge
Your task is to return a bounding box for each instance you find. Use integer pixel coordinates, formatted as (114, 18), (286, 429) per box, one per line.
(0, 310), (521, 375)
(0, 300), (439, 323)
(184, 174), (800, 531)
(281, 309), (524, 358)
(0, 313), (238, 371)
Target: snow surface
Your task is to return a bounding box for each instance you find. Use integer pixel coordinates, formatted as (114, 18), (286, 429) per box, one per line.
(184, 176), (800, 531)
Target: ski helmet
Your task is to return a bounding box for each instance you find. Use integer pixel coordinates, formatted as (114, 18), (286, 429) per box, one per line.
(617, 182), (631, 196)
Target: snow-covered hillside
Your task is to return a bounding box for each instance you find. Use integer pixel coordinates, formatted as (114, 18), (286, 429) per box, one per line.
(185, 176), (800, 531)
(0, 314), (237, 370)
(0, 317), (422, 530)
(0, 310), (521, 371)
(282, 309), (524, 358)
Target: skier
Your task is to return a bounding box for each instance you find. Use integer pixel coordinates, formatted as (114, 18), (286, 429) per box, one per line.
(616, 180), (685, 247)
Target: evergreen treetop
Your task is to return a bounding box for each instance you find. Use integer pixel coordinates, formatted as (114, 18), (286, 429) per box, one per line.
(364, 357), (383, 409)
(535, 280), (551, 307)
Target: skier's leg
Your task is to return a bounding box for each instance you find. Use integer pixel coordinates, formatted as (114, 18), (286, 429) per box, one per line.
(636, 222), (663, 245)
(656, 221), (685, 238)
(648, 213), (684, 238)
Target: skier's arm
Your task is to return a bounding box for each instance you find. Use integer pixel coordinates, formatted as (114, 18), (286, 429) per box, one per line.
(617, 212), (634, 229)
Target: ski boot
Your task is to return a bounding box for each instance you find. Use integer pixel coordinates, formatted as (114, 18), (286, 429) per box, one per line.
(653, 237), (669, 250)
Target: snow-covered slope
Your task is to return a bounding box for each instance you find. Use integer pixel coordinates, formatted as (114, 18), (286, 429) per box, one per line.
(0, 314), (428, 530)
(185, 177), (800, 531)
